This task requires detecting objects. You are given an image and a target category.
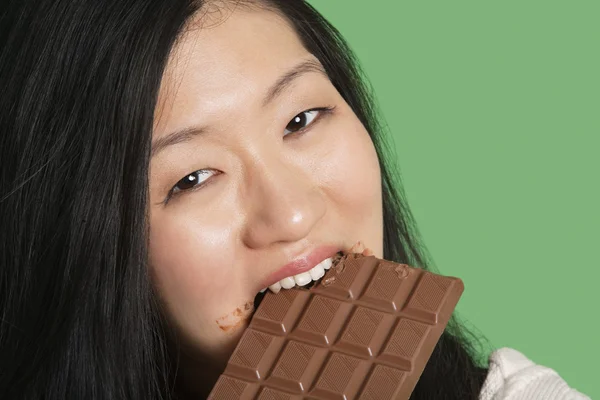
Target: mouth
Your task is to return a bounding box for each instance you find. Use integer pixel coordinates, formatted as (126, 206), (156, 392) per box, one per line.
(253, 251), (344, 309)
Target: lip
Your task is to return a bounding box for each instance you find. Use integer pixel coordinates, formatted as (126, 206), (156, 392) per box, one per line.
(261, 245), (342, 290)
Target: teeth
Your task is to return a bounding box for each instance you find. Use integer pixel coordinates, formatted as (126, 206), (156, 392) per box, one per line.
(293, 272), (312, 286)
(309, 263), (325, 281)
(280, 276), (295, 289)
(268, 282), (281, 294)
(268, 257), (333, 293)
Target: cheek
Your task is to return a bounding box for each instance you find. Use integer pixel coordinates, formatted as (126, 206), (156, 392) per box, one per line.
(152, 220), (218, 283)
(148, 208), (259, 358)
(321, 112), (382, 211)
(148, 213), (239, 321)
(313, 108), (383, 254)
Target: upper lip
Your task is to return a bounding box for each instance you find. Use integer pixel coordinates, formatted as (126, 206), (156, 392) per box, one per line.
(261, 245), (342, 290)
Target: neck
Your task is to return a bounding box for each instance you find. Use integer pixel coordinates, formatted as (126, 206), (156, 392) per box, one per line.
(173, 347), (225, 399)
(171, 334), (243, 399)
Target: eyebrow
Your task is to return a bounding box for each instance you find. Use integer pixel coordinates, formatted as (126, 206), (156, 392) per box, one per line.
(151, 58), (328, 158)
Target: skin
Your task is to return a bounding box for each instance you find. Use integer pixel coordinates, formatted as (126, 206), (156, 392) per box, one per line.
(148, 4), (383, 394)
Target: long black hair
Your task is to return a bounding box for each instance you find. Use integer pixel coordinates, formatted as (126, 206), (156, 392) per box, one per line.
(0, 0), (486, 399)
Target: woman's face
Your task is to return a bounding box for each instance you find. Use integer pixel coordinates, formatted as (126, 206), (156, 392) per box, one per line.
(149, 6), (383, 367)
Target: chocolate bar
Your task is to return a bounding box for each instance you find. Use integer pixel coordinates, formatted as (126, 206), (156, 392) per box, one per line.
(208, 253), (464, 399)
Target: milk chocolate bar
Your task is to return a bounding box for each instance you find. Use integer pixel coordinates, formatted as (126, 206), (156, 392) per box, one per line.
(208, 253), (464, 399)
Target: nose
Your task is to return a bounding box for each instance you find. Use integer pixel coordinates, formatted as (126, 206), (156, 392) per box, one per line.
(241, 156), (326, 249)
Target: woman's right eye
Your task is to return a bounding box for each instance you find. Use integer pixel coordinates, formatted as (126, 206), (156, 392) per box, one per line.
(166, 169), (216, 202)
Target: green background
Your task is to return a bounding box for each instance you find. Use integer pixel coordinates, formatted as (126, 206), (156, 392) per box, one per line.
(311, 1), (599, 397)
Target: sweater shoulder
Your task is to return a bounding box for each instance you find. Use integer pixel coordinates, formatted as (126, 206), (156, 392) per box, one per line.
(479, 348), (589, 400)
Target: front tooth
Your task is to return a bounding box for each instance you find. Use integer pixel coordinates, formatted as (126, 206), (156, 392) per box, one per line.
(280, 276), (295, 289)
(309, 263), (325, 280)
(269, 282), (282, 294)
(320, 258), (333, 270)
(293, 271), (312, 286)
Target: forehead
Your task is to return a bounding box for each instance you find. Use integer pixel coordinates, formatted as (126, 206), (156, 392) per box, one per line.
(154, 6), (311, 136)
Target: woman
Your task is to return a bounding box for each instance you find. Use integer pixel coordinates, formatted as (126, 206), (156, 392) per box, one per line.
(0, 0), (589, 399)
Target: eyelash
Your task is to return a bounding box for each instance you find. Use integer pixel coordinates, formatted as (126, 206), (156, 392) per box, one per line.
(162, 105), (336, 205)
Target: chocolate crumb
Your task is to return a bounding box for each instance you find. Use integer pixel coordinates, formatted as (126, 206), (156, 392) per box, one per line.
(216, 301), (254, 333)
(331, 252), (344, 268)
(394, 264), (409, 279)
(322, 276), (336, 287)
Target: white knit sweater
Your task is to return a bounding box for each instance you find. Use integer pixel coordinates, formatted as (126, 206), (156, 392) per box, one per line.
(479, 348), (590, 400)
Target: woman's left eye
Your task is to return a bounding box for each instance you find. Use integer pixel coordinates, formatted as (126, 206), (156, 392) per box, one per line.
(284, 107), (333, 136)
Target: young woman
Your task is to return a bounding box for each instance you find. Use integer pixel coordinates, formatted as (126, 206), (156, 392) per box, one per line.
(0, 0), (589, 399)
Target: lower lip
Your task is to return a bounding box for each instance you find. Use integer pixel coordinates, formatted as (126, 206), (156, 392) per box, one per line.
(262, 245), (341, 289)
